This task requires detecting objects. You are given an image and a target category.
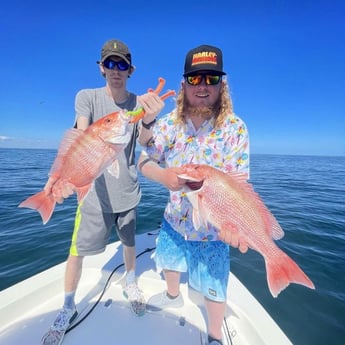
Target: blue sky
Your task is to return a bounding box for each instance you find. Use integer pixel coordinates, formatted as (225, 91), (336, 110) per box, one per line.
(1, 0), (344, 156)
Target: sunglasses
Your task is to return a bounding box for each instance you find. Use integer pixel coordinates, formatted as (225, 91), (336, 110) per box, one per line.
(186, 74), (222, 86)
(103, 58), (130, 71)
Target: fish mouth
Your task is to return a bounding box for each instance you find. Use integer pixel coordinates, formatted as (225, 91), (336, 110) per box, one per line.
(177, 172), (204, 191)
(185, 180), (204, 190)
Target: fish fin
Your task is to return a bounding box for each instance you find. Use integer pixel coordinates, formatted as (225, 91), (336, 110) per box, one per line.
(257, 201), (284, 240)
(106, 160), (120, 178)
(197, 194), (213, 230)
(76, 184), (92, 203)
(270, 220), (284, 240)
(227, 172), (248, 182)
(49, 128), (84, 176)
(185, 190), (199, 208)
(188, 190), (209, 230)
(192, 208), (203, 230)
(265, 248), (315, 298)
(18, 191), (56, 225)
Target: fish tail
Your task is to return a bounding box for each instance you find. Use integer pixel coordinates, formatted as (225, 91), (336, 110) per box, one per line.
(265, 250), (315, 298)
(18, 191), (56, 225)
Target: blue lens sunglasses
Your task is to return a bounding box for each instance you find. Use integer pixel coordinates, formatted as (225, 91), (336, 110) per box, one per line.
(103, 58), (130, 71)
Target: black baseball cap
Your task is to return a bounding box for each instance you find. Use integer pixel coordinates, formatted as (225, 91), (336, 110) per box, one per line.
(183, 44), (226, 76)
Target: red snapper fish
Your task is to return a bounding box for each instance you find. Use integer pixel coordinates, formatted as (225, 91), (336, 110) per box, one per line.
(19, 110), (133, 224)
(178, 163), (315, 298)
(19, 78), (175, 225)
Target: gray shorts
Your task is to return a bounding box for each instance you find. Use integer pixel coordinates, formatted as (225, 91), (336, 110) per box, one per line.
(69, 201), (136, 256)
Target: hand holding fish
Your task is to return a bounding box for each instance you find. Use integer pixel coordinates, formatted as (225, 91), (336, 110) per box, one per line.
(219, 227), (249, 254)
(164, 167), (189, 191)
(43, 176), (75, 204)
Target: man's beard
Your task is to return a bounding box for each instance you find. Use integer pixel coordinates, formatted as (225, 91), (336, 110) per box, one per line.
(183, 98), (221, 121)
(187, 106), (213, 120)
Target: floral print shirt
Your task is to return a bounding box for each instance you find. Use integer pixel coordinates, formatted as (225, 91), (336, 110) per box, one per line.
(145, 109), (250, 241)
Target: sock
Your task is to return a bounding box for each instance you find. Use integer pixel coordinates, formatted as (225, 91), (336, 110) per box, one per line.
(208, 334), (223, 345)
(166, 292), (179, 300)
(63, 291), (76, 310)
(126, 270), (136, 285)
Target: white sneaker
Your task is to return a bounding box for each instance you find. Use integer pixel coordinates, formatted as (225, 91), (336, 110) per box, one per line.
(41, 307), (78, 345)
(123, 282), (146, 316)
(146, 291), (184, 312)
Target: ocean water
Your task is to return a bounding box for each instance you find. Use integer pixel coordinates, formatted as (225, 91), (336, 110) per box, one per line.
(0, 148), (344, 345)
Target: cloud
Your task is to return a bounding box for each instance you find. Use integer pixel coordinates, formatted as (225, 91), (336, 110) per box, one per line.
(0, 135), (58, 149)
(0, 135), (13, 141)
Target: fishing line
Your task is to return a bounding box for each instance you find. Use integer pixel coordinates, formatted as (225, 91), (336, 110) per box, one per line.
(66, 245), (155, 334)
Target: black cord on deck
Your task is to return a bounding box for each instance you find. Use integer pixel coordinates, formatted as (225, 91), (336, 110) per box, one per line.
(66, 246), (155, 333)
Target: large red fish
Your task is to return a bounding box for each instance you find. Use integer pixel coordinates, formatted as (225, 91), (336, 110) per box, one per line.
(178, 163), (315, 298)
(19, 78), (176, 225)
(19, 110), (134, 224)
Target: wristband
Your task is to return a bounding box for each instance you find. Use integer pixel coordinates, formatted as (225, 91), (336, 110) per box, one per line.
(138, 157), (152, 172)
(142, 119), (156, 129)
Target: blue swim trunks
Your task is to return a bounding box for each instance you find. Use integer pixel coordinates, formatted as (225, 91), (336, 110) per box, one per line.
(153, 219), (230, 302)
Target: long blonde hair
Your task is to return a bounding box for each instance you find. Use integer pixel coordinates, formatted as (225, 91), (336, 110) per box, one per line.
(175, 78), (234, 129)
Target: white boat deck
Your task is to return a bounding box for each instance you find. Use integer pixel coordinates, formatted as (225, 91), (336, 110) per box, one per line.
(0, 231), (292, 345)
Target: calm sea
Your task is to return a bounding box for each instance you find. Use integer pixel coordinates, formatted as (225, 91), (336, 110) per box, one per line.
(0, 148), (344, 345)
